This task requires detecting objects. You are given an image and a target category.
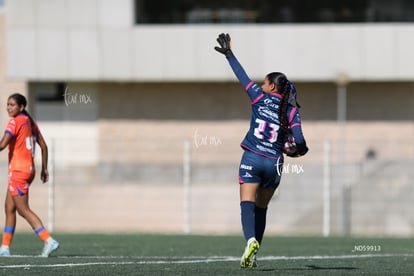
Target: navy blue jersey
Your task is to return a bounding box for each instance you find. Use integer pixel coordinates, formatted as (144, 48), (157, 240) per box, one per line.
(227, 55), (306, 160)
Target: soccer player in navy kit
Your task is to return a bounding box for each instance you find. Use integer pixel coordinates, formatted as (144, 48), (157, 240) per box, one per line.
(215, 33), (308, 268)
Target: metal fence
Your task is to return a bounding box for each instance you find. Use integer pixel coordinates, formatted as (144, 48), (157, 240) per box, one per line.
(0, 122), (412, 237)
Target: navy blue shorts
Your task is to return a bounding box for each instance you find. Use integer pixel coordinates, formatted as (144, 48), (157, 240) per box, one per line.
(239, 150), (283, 190)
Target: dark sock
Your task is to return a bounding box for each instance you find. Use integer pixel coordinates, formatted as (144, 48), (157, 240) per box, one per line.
(255, 207), (268, 244)
(240, 201), (256, 242)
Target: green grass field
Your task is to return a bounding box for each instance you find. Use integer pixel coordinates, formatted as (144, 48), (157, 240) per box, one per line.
(0, 233), (412, 275)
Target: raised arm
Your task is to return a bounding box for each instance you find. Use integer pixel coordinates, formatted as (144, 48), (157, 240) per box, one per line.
(215, 33), (261, 100)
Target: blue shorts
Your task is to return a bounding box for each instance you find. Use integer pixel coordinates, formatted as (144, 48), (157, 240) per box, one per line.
(239, 150), (283, 190)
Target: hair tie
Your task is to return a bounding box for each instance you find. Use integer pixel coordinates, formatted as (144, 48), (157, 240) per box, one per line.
(288, 81), (301, 108)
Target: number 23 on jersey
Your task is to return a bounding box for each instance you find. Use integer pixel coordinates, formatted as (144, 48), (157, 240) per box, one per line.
(253, 118), (279, 143)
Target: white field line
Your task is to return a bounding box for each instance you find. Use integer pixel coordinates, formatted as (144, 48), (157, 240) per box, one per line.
(0, 254), (412, 269)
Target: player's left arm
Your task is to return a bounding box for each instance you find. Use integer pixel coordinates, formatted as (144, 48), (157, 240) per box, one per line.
(288, 108), (308, 157)
(227, 56), (263, 101)
(36, 133), (49, 183)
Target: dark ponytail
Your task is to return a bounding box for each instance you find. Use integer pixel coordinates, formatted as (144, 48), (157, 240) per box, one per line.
(9, 93), (38, 138)
(266, 72), (291, 135)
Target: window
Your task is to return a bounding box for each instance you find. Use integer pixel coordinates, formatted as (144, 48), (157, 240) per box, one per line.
(134, 0), (414, 24)
(33, 82), (65, 103)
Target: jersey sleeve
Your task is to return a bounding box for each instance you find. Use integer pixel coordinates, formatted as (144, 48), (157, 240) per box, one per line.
(287, 106), (306, 146)
(5, 119), (17, 137)
(5, 117), (40, 138)
(227, 55), (263, 101)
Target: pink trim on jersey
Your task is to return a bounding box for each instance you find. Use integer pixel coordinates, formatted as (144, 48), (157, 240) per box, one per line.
(291, 123), (301, 128)
(239, 176), (244, 184)
(245, 81), (254, 91)
(270, 92), (283, 99)
(241, 144), (283, 160)
(288, 107), (297, 123)
(251, 93), (264, 105)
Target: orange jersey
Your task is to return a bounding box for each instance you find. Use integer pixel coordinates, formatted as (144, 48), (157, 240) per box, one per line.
(5, 114), (40, 173)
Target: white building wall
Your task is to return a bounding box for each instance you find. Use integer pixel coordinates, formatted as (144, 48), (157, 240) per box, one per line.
(5, 0), (414, 82)
(31, 82), (99, 167)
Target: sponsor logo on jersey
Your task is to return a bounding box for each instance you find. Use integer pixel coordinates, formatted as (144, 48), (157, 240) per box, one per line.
(264, 98), (280, 109)
(240, 164), (253, 170)
(256, 144), (276, 155)
(260, 140), (273, 147)
(242, 172), (253, 178)
(258, 106), (278, 121)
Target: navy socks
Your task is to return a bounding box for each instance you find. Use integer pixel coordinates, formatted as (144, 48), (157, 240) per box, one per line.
(255, 206), (267, 244)
(241, 201), (268, 244)
(240, 201), (256, 242)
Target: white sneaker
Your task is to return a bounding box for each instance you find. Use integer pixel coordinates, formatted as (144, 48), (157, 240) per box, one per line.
(40, 238), (59, 257)
(0, 246), (10, 257)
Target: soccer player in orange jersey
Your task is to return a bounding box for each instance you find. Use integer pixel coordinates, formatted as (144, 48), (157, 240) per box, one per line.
(0, 93), (59, 257)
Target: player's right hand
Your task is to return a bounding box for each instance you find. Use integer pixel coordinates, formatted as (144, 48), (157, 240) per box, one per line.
(41, 168), (49, 183)
(214, 33), (233, 57)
